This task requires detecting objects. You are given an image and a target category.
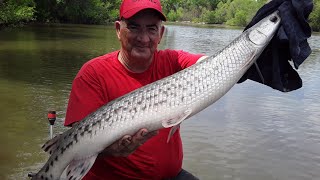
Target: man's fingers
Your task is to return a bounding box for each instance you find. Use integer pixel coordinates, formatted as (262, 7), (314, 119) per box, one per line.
(104, 129), (159, 157)
(118, 135), (132, 148)
(138, 129), (148, 139)
(141, 130), (158, 141)
(116, 129), (159, 150)
(131, 129), (159, 145)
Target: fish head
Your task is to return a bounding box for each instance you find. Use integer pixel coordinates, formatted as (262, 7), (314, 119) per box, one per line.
(247, 11), (281, 46)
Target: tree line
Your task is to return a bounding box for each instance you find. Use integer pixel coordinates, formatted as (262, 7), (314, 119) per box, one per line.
(0, 0), (319, 31)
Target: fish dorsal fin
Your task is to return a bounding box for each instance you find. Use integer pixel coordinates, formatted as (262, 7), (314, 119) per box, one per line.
(41, 133), (62, 154)
(66, 155), (98, 180)
(162, 109), (192, 128)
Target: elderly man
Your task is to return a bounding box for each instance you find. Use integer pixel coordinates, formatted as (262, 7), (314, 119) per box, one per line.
(64, 0), (205, 179)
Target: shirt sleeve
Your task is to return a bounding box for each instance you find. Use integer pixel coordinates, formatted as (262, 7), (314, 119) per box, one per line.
(64, 64), (107, 126)
(176, 50), (204, 69)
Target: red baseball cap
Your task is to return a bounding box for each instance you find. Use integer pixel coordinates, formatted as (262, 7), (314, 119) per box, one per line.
(119, 0), (166, 21)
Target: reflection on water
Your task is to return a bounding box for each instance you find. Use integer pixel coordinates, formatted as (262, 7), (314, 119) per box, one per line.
(0, 24), (120, 179)
(0, 24), (320, 180)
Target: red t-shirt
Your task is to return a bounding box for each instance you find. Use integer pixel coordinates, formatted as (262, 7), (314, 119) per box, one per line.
(64, 49), (203, 180)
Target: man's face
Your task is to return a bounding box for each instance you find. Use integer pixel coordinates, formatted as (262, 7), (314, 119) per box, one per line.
(116, 9), (164, 64)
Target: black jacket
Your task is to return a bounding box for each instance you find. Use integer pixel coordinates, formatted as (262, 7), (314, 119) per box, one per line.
(238, 0), (313, 92)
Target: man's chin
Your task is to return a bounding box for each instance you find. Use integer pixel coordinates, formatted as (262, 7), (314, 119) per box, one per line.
(131, 50), (152, 61)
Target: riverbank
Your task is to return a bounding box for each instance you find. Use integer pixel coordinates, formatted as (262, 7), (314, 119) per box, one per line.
(3, 20), (320, 33)
(2, 19), (319, 32)
(0, 21), (244, 32)
(164, 21), (243, 30)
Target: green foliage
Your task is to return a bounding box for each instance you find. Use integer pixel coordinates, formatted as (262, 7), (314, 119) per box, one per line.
(205, 0), (231, 24)
(181, 5), (200, 21)
(223, 0), (266, 26)
(32, 0), (121, 24)
(310, 0), (320, 31)
(57, 0), (106, 24)
(167, 7), (183, 21)
(33, 0), (57, 22)
(226, 10), (247, 26)
(1, 0), (320, 32)
(0, 0), (35, 27)
(201, 10), (215, 24)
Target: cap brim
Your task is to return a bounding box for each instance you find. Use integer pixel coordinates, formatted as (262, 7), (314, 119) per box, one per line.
(122, 7), (166, 21)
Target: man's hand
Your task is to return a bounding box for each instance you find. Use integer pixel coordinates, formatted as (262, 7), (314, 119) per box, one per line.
(100, 129), (158, 157)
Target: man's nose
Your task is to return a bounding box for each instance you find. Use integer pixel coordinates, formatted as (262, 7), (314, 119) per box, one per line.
(136, 28), (151, 43)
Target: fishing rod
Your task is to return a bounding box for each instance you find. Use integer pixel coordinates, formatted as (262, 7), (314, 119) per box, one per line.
(28, 110), (56, 178)
(47, 111), (56, 139)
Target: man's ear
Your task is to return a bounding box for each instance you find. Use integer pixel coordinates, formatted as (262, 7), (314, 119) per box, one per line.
(159, 25), (165, 44)
(115, 21), (121, 39)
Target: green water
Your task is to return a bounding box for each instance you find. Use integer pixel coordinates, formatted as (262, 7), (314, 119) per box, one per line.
(0, 24), (120, 179)
(1, 24), (320, 180)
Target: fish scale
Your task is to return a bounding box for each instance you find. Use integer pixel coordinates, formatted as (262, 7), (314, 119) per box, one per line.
(32, 11), (281, 180)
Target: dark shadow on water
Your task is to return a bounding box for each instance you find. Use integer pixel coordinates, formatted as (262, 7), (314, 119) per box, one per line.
(0, 49), (106, 85)
(0, 24), (116, 42)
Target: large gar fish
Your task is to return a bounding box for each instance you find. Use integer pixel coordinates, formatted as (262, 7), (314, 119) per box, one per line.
(31, 11), (281, 180)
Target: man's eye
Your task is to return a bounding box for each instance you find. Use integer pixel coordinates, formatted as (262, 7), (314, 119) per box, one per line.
(149, 27), (157, 31)
(148, 27), (158, 33)
(128, 25), (138, 30)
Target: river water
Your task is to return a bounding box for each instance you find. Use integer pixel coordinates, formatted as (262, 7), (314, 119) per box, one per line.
(0, 24), (319, 180)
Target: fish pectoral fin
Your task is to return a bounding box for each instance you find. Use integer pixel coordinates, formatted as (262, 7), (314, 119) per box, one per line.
(41, 133), (62, 154)
(167, 124), (181, 143)
(66, 154), (98, 180)
(162, 109), (192, 128)
(162, 109), (192, 143)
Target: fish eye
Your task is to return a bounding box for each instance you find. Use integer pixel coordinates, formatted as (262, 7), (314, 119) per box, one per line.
(270, 16), (278, 23)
